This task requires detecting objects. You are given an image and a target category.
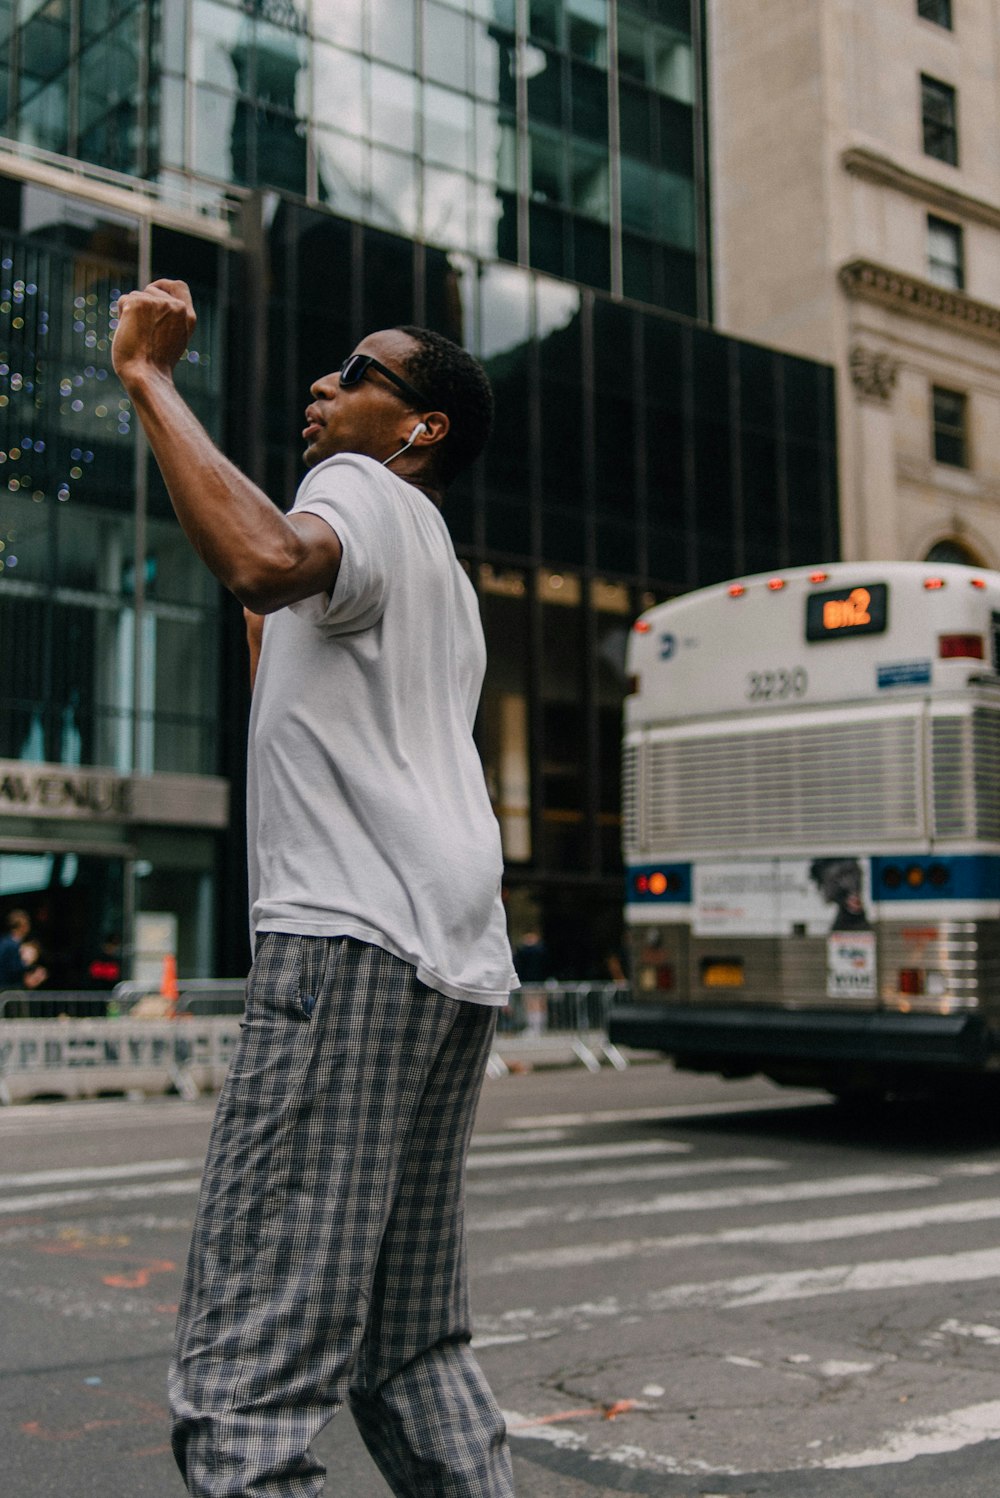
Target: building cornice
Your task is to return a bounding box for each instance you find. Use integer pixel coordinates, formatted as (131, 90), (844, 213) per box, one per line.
(841, 146), (1000, 232)
(838, 258), (1000, 346)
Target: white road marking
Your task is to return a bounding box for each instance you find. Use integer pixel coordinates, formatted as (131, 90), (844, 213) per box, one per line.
(467, 1155), (784, 1198)
(467, 1140), (690, 1170)
(468, 1171), (938, 1233)
(471, 1129), (567, 1148)
(0, 1158), (203, 1188)
(0, 1177), (202, 1214)
(480, 1194), (1000, 1273)
(506, 1095), (828, 1129)
(937, 1317), (1000, 1346)
(650, 1246), (1000, 1311)
(822, 1399), (1000, 1467)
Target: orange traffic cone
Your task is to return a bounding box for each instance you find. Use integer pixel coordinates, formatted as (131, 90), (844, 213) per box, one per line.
(160, 952), (179, 1017)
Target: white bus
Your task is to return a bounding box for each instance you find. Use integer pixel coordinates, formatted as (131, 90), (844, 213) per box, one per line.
(608, 560), (1000, 1098)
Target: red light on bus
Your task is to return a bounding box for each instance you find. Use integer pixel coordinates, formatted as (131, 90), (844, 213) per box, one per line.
(633, 619), (652, 633)
(767, 578), (785, 591)
(727, 584), (746, 598)
(634, 874), (649, 893)
(970, 578), (988, 589)
(898, 969), (925, 996)
(809, 570), (829, 583)
(648, 871), (669, 896)
(924, 577), (946, 590)
(939, 634), (985, 660)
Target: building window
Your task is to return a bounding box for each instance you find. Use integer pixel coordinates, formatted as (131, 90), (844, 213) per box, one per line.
(918, 0), (953, 28)
(921, 75), (958, 164)
(927, 215), (964, 289)
(932, 386), (968, 467)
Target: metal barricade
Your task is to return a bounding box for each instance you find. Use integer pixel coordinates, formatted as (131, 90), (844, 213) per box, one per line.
(491, 981), (630, 1074)
(0, 990), (122, 1020)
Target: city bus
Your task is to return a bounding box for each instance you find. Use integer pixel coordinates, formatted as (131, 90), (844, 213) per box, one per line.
(608, 561), (1000, 1099)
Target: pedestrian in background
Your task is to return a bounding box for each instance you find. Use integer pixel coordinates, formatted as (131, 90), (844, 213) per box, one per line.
(0, 909), (47, 992)
(113, 281), (518, 1498)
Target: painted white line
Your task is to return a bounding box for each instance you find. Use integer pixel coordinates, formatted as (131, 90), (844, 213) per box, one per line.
(0, 1158), (203, 1188)
(467, 1140), (691, 1170)
(471, 1129), (567, 1148)
(822, 1399), (1000, 1467)
(506, 1095), (829, 1129)
(466, 1155), (784, 1199)
(468, 1171), (938, 1233)
(0, 1177), (202, 1214)
(480, 1194), (1000, 1274)
(937, 1317), (1000, 1346)
(650, 1246), (1000, 1311)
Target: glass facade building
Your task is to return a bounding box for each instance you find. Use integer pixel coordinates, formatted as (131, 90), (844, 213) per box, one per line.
(0, 1), (838, 982)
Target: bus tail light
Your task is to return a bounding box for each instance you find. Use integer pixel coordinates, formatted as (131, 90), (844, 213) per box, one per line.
(728, 584), (746, 598)
(898, 968), (924, 996)
(924, 577), (946, 590)
(939, 634), (985, 659)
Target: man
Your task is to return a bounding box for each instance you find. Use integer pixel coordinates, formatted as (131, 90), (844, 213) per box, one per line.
(112, 282), (518, 1498)
(0, 908), (47, 991)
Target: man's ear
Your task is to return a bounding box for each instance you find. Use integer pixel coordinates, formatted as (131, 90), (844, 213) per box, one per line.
(416, 410), (449, 446)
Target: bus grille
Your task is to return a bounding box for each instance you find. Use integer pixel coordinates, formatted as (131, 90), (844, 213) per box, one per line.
(639, 717), (924, 851)
(973, 707), (1000, 840)
(622, 741), (640, 854)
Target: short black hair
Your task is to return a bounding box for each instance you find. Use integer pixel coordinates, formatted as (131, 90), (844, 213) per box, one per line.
(395, 325), (494, 487)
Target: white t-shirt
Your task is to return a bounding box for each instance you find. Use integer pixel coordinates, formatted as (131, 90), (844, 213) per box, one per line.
(246, 453), (517, 1006)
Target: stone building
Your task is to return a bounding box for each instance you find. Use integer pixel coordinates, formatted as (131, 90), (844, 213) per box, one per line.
(709, 0), (1000, 567)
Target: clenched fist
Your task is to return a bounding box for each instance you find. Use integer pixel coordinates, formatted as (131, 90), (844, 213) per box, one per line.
(112, 278), (198, 387)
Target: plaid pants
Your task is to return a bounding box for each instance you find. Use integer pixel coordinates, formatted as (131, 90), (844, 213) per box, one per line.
(169, 934), (514, 1498)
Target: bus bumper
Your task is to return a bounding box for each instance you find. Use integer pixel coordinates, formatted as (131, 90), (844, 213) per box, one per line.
(608, 1004), (996, 1071)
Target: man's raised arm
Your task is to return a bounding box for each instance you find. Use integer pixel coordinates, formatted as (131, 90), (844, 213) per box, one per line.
(112, 279), (341, 614)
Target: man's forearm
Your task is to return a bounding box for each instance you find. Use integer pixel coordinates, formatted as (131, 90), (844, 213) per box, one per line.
(123, 368), (306, 608)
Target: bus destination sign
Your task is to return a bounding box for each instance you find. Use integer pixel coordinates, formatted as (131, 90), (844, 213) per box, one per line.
(805, 583), (888, 643)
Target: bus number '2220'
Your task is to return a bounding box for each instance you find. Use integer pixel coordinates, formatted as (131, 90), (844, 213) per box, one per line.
(746, 668), (808, 701)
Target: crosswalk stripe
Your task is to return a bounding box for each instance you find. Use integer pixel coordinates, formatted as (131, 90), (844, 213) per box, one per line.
(466, 1155), (785, 1197)
(468, 1171), (939, 1232)
(471, 1129), (568, 1148)
(505, 1095), (829, 1129)
(0, 1158), (203, 1189)
(651, 1246), (1000, 1311)
(467, 1140), (690, 1170)
(0, 1177), (202, 1214)
(481, 1195), (1000, 1274)
(822, 1399), (1000, 1468)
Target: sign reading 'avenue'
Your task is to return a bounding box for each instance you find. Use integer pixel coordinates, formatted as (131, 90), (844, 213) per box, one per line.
(0, 763), (131, 820)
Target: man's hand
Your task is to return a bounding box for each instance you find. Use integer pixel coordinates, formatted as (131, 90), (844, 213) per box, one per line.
(112, 279), (197, 387)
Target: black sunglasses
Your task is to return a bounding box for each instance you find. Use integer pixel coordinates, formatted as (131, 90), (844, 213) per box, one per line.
(339, 353), (432, 411)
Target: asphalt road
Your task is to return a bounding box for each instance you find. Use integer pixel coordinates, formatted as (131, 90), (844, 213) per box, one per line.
(4, 1062), (1000, 1496)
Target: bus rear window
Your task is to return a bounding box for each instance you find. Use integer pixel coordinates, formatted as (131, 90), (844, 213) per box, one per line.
(805, 583), (889, 642)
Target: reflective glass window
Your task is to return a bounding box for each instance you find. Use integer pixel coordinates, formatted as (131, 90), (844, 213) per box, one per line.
(310, 0), (363, 51)
(570, 60), (608, 143)
(424, 84), (472, 172)
(192, 87), (237, 180)
(314, 128), (367, 213)
(477, 103), (512, 186)
(567, 0), (608, 66)
(423, 166), (469, 249)
(570, 140), (608, 220)
(190, 0), (244, 93)
(369, 147), (419, 235)
(161, 0), (187, 72)
(526, 48), (563, 127)
(368, 64), (418, 152)
(530, 129), (565, 205)
(921, 74), (958, 166)
(478, 569), (531, 862)
(18, 81), (69, 155)
(369, 0), (417, 71)
(529, 0), (561, 47)
(312, 44), (366, 138)
(424, 2), (470, 91)
(472, 17), (505, 100)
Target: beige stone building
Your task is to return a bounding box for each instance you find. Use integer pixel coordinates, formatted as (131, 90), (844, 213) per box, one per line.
(708, 0), (1000, 568)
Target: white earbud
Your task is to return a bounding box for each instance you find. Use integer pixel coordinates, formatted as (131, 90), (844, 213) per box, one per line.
(383, 422), (429, 466)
